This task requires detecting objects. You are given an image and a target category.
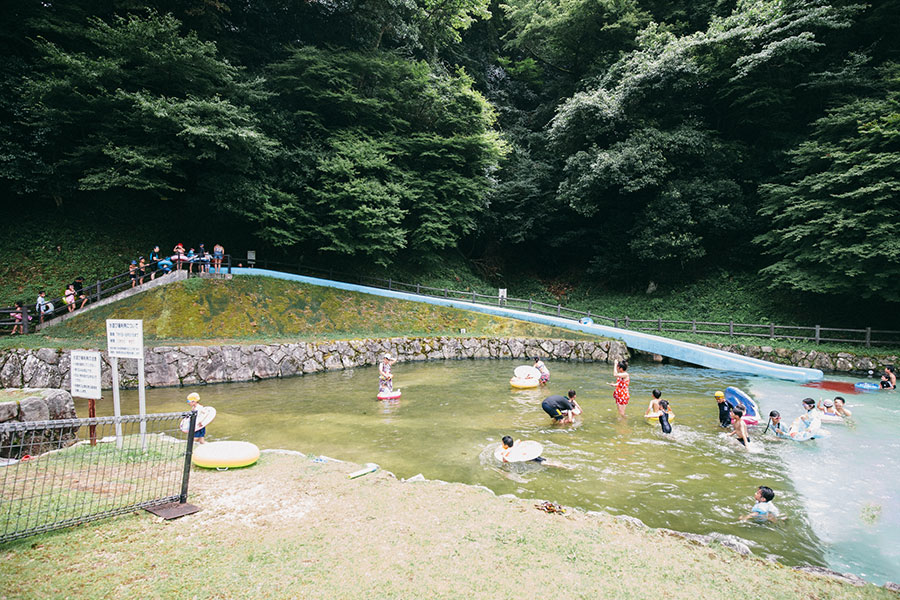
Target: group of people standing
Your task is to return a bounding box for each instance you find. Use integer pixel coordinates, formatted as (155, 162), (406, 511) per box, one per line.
(10, 277), (89, 334)
(130, 242), (226, 286)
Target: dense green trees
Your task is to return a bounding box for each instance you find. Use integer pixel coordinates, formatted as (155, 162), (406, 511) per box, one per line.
(0, 0), (897, 304)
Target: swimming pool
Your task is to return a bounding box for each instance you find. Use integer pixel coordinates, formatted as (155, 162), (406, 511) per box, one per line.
(78, 359), (900, 584)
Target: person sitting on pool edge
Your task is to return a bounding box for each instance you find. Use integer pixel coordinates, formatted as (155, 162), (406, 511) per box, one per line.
(728, 405), (750, 449)
(714, 391), (731, 429)
(186, 392), (209, 444)
(541, 390), (580, 425)
(740, 485), (781, 522)
(499, 436), (570, 469)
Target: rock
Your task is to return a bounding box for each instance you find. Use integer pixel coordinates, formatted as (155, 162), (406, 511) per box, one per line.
(651, 354), (664, 363)
(0, 401), (18, 422)
(404, 474), (426, 482)
(708, 532), (752, 556)
(615, 515), (647, 529)
(792, 566), (866, 587)
(19, 396), (50, 421)
(44, 389), (75, 420)
(884, 582), (900, 593)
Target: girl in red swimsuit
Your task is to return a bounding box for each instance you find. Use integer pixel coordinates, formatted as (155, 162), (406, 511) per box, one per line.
(609, 360), (630, 418)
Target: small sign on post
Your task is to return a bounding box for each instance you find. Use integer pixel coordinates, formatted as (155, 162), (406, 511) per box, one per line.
(70, 350), (102, 400)
(247, 250), (256, 267)
(498, 288), (507, 306)
(106, 319), (146, 449)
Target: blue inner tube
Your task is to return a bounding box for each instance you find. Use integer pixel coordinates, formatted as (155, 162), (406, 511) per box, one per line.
(854, 381), (880, 391)
(724, 386), (760, 419)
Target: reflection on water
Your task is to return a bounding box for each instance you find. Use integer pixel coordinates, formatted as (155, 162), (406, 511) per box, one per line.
(77, 360), (900, 583)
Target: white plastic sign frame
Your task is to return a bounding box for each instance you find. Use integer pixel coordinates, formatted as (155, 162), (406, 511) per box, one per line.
(70, 350), (102, 400)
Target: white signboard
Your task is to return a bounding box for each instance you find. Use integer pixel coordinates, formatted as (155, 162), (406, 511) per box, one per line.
(70, 350), (102, 400)
(106, 319), (144, 359)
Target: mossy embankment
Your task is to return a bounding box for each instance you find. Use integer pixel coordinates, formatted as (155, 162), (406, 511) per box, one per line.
(19, 276), (597, 348)
(1, 453), (893, 600)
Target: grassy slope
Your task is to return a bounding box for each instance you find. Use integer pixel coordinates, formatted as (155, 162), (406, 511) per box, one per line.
(9, 276), (596, 349)
(0, 453), (893, 600)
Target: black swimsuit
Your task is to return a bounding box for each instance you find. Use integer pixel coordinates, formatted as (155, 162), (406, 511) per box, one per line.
(659, 411), (672, 434)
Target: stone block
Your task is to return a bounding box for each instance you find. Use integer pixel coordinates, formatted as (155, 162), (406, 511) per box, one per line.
(19, 396), (50, 421)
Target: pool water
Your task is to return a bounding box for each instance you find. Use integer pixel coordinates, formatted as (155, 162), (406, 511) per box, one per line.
(78, 359), (900, 583)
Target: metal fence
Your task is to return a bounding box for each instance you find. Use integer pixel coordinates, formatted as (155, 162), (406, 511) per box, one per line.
(0, 255), (233, 334)
(244, 259), (900, 348)
(0, 411), (196, 543)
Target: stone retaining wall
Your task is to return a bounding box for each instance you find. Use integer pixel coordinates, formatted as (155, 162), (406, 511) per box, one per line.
(0, 388), (77, 458)
(0, 337), (628, 390)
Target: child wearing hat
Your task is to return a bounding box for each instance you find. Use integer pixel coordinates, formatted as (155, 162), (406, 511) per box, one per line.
(817, 397), (839, 417)
(186, 392), (210, 444)
(715, 391), (731, 428)
(379, 353), (397, 395)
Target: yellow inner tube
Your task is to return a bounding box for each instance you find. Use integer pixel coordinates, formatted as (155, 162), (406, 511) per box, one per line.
(510, 377), (539, 389)
(644, 411), (674, 421)
(192, 441), (260, 469)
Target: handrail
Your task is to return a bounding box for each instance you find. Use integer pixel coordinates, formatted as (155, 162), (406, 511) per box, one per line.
(2, 254), (232, 333)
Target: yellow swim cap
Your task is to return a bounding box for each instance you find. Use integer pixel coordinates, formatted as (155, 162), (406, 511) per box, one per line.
(187, 392), (200, 402)
(714, 391), (725, 398)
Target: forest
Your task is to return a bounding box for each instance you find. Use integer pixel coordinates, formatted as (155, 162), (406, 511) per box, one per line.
(1, 0), (898, 307)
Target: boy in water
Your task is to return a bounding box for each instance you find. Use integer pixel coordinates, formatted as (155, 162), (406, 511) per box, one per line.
(714, 391), (731, 428)
(540, 390), (581, 425)
(728, 406), (750, 449)
(499, 436), (570, 469)
(741, 486), (781, 522)
(645, 389), (663, 416)
(833, 397), (852, 417)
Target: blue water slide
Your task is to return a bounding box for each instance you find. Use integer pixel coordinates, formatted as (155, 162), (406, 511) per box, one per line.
(231, 268), (824, 382)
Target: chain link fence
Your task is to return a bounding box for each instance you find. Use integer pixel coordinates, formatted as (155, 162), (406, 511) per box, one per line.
(1, 411), (196, 543)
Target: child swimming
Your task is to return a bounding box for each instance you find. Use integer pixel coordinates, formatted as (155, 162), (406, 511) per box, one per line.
(740, 485), (781, 522)
(728, 406), (750, 449)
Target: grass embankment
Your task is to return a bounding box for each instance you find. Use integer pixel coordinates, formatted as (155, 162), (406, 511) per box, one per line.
(0, 276), (597, 350)
(1, 452), (893, 600)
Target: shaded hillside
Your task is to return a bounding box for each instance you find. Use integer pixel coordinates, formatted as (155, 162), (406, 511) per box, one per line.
(40, 276), (596, 345)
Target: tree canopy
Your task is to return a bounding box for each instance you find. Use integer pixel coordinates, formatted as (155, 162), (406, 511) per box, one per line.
(1, 0), (898, 303)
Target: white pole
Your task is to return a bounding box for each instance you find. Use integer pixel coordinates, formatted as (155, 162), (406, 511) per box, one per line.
(111, 358), (123, 450)
(138, 356), (147, 450)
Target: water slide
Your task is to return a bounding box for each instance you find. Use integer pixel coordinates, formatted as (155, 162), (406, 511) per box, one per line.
(232, 268), (824, 382)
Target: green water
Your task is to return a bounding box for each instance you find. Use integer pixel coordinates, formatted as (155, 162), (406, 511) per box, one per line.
(78, 360), (900, 584)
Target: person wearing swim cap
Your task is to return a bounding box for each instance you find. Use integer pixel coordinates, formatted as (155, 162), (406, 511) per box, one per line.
(714, 391), (731, 428)
(817, 398), (839, 417)
(186, 392), (209, 444)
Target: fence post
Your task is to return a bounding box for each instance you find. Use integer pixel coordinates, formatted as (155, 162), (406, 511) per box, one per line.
(179, 411), (198, 503)
(528, 299), (532, 311)
(22, 306), (29, 334)
(769, 323), (775, 338)
(416, 284), (420, 294)
(557, 304), (561, 317)
(388, 278), (392, 290)
(625, 316), (629, 329)
(692, 320), (696, 333)
(614, 318), (619, 328)
(729, 321), (734, 337)
(658, 318), (662, 332)
(814, 325), (820, 344)
(587, 310), (591, 321)
(865, 327), (871, 348)
(95, 280), (101, 302)
(444, 288), (448, 298)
